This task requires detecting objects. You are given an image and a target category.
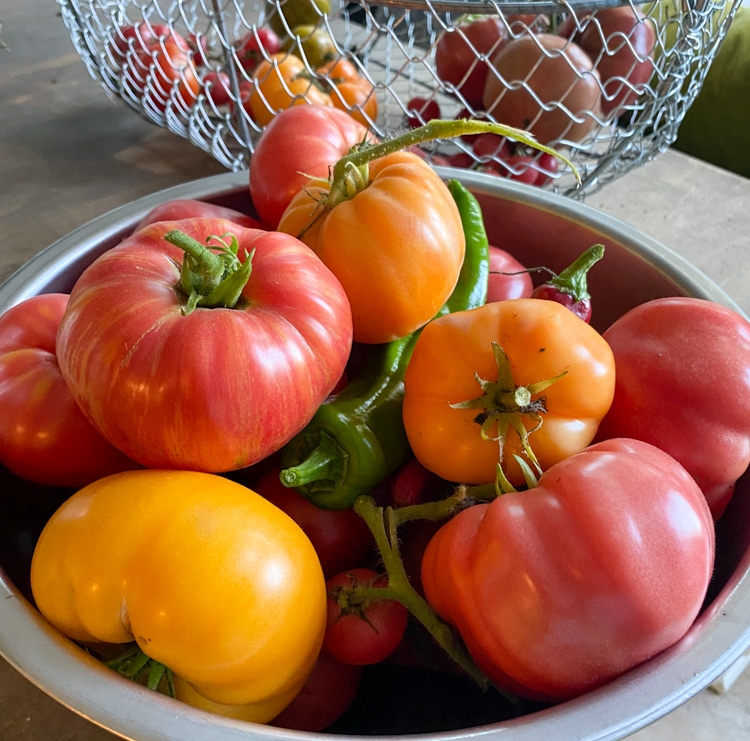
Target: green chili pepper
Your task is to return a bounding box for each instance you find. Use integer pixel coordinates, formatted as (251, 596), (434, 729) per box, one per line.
(277, 179), (491, 510)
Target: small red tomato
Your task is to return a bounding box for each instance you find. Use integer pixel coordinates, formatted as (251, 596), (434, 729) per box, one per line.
(253, 467), (373, 579)
(324, 568), (409, 666)
(405, 97), (441, 128)
(235, 26), (282, 72)
(202, 70), (232, 107)
(486, 245), (533, 303)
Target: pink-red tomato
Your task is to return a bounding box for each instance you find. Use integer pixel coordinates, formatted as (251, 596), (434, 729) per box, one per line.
(134, 198), (263, 232)
(110, 22), (170, 62)
(249, 104), (376, 230)
(0, 294), (137, 487)
(421, 438), (715, 701)
(55, 217), (353, 472)
(597, 297), (750, 520)
(324, 567), (409, 666)
(235, 26), (282, 73)
(435, 16), (509, 108)
(253, 467), (373, 579)
(560, 6), (656, 116)
(486, 246), (533, 303)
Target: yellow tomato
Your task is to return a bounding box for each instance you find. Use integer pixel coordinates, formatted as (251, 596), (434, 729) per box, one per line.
(30, 469), (327, 718)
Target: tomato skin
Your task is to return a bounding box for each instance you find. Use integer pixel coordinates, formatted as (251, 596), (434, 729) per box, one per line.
(402, 298), (616, 486)
(277, 151), (466, 344)
(434, 16), (509, 107)
(0, 294), (136, 488)
(597, 297), (750, 520)
(55, 217), (353, 472)
(483, 34), (602, 144)
(421, 438), (715, 701)
(253, 467), (373, 579)
(323, 568), (409, 666)
(134, 198), (263, 232)
(250, 104), (374, 230)
(486, 246), (533, 302)
(30, 470), (327, 716)
(560, 6), (656, 116)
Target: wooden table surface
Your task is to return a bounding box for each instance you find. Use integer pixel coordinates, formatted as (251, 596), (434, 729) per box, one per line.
(1, 1), (749, 740)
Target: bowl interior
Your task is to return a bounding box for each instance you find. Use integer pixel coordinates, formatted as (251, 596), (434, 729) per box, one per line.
(1, 170), (749, 741)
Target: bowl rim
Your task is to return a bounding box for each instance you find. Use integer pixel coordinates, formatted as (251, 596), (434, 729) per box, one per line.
(1, 169), (749, 741)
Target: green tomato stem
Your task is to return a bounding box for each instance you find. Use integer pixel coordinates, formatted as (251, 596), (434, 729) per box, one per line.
(545, 243), (605, 301)
(353, 494), (489, 689)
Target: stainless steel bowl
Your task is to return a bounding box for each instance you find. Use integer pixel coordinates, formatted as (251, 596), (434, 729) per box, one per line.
(1, 169), (749, 741)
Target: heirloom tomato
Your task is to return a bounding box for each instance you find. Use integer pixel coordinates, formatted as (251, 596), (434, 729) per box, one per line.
(134, 198), (263, 232)
(421, 438), (715, 701)
(277, 150), (466, 344)
(249, 104), (375, 229)
(597, 296), (750, 520)
(55, 217), (353, 472)
(318, 57), (378, 127)
(0, 294), (135, 488)
(30, 470), (327, 718)
(402, 298), (615, 486)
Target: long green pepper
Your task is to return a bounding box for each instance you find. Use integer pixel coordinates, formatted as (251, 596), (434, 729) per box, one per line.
(278, 179), (490, 510)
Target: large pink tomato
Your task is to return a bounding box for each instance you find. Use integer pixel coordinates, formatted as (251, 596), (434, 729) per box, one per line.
(249, 104), (377, 230)
(55, 217), (353, 472)
(421, 438), (715, 702)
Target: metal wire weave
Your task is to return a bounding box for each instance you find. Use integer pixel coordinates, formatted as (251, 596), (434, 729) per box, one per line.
(57, 0), (741, 197)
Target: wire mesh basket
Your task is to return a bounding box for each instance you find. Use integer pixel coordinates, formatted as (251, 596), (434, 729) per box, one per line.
(57, 0), (741, 197)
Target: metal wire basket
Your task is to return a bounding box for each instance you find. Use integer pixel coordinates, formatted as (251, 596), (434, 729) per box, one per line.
(57, 0), (741, 197)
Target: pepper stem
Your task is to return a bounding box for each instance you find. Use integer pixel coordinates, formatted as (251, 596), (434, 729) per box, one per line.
(164, 230), (253, 315)
(279, 430), (348, 489)
(544, 244), (605, 302)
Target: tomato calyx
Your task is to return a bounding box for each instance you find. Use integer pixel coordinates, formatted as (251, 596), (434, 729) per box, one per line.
(164, 230), (253, 314)
(104, 642), (175, 696)
(451, 342), (567, 486)
(297, 119), (580, 237)
(327, 572), (395, 629)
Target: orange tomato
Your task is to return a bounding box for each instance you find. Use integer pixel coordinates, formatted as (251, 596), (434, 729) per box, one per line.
(248, 52), (331, 127)
(402, 298), (616, 486)
(317, 58), (378, 126)
(276, 150), (466, 344)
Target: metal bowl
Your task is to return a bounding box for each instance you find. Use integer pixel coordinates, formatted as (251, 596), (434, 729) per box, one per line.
(1, 169), (749, 741)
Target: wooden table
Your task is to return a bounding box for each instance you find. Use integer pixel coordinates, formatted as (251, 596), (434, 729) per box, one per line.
(1, 1), (749, 739)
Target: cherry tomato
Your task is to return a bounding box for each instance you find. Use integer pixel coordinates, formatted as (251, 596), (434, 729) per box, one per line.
(486, 245), (533, 303)
(405, 97), (441, 128)
(0, 294), (136, 488)
(253, 466), (373, 578)
(402, 298), (616, 486)
(31, 470), (327, 717)
(483, 34), (602, 144)
(235, 26), (282, 72)
(201, 70), (232, 107)
(56, 217), (353, 472)
(421, 438), (715, 701)
(249, 104), (375, 229)
(323, 568), (409, 665)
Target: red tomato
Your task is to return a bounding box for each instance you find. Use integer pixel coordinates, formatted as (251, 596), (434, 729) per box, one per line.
(0, 294), (136, 487)
(434, 16), (509, 107)
(324, 568), (409, 665)
(253, 467), (373, 579)
(55, 218), (353, 472)
(597, 297), (750, 520)
(249, 104), (376, 230)
(421, 438), (715, 701)
(560, 6), (656, 116)
(405, 96), (441, 128)
(486, 245), (533, 303)
(134, 198), (263, 232)
(110, 22), (170, 62)
(235, 26), (282, 73)
(270, 652), (363, 731)
(201, 70), (232, 108)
